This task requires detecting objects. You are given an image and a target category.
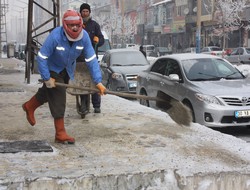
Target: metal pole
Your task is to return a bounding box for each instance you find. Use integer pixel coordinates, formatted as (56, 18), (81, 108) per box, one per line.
(196, 0), (201, 53)
(0, 1), (2, 58)
(121, 0), (124, 43)
(25, 0), (33, 84)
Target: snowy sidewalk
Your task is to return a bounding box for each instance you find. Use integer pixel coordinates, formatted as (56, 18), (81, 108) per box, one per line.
(0, 58), (250, 190)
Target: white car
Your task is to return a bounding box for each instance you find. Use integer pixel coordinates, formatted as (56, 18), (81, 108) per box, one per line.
(201, 46), (225, 58)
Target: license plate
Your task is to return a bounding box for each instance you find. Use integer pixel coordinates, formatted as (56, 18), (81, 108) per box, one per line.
(235, 110), (250, 118)
(128, 82), (137, 88)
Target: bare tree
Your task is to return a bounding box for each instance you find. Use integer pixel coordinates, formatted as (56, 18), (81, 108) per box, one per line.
(95, 4), (122, 44)
(123, 15), (137, 43)
(211, 0), (248, 49)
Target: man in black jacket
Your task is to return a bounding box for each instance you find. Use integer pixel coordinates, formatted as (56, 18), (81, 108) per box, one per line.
(139, 45), (146, 58)
(78, 3), (104, 114)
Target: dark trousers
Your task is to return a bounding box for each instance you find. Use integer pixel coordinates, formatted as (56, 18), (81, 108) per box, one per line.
(80, 93), (101, 108)
(91, 93), (101, 108)
(35, 69), (69, 119)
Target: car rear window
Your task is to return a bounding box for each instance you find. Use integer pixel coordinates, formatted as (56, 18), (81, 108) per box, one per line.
(144, 46), (155, 51)
(158, 47), (167, 51)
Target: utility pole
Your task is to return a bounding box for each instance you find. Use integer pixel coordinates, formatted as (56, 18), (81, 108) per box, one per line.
(0, 0), (8, 58)
(196, 0), (201, 53)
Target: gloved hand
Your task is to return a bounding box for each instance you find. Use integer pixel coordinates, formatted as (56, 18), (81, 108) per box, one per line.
(96, 83), (106, 95)
(93, 36), (99, 44)
(45, 78), (56, 88)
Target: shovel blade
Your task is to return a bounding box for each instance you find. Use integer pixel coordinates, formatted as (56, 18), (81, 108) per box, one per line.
(156, 92), (192, 126)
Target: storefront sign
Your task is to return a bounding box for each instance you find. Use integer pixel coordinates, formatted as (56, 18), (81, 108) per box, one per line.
(163, 26), (171, 33)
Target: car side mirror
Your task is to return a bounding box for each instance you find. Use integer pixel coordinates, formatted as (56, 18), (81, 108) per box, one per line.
(169, 74), (180, 81)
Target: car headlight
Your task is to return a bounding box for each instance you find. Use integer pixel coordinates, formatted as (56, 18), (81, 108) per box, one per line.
(112, 72), (123, 79)
(195, 93), (222, 105)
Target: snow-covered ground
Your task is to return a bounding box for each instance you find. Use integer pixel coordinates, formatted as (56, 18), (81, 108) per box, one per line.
(0, 57), (250, 189)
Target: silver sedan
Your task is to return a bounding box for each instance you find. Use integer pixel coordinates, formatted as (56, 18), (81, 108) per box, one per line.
(137, 53), (250, 128)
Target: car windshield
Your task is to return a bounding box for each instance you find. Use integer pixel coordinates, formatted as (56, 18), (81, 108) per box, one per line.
(111, 51), (149, 66)
(182, 58), (244, 81)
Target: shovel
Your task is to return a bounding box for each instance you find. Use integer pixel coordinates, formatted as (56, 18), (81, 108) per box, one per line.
(42, 81), (192, 126)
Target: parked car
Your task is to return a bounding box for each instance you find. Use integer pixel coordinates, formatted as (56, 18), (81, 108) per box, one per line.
(200, 46), (225, 58)
(155, 47), (172, 56)
(224, 47), (250, 64)
(125, 43), (139, 49)
(100, 49), (150, 93)
(143, 45), (155, 56)
(136, 53), (250, 128)
(183, 47), (196, 53)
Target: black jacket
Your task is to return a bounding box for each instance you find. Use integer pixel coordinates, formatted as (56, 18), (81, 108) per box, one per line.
(84, 18), (104, 51)
(77, 18), (104, 62)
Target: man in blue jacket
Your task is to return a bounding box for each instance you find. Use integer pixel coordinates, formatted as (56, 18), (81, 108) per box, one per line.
(78, 3), (104, 114)
(22, 10), (106, 144)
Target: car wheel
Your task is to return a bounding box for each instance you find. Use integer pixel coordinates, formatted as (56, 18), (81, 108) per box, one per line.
(140, 91), (149, 107)
(183, 101), (195, 122)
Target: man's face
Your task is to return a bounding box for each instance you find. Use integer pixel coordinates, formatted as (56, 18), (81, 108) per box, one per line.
(67, 24), (81, 32)
(81, 9), (90, 18)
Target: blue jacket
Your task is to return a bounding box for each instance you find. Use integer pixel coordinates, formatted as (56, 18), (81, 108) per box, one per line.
(37, 26), (102, 84)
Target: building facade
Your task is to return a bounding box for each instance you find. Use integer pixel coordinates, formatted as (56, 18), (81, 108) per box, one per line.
(32, 0), (250, 52)
(90, 0), (250, 52)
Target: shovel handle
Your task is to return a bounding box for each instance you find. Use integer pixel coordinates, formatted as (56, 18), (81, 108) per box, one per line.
(38, 79), (164, 102)
(54, 82), (164, 102)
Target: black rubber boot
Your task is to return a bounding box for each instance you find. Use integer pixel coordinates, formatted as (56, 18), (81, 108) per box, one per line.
(94, 108), (101, 113)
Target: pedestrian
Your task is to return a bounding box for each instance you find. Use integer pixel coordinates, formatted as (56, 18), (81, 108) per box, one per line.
(177, 42), (182, 53)
(190, 42), (195, 47)
(139, 45), (146, 58)
(78, 3), (105, 114)
(208, 41), (214, 46)
(3, 44), (7, 54)
(168, 43), (172, 51)
(22, 10), (106, 144)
